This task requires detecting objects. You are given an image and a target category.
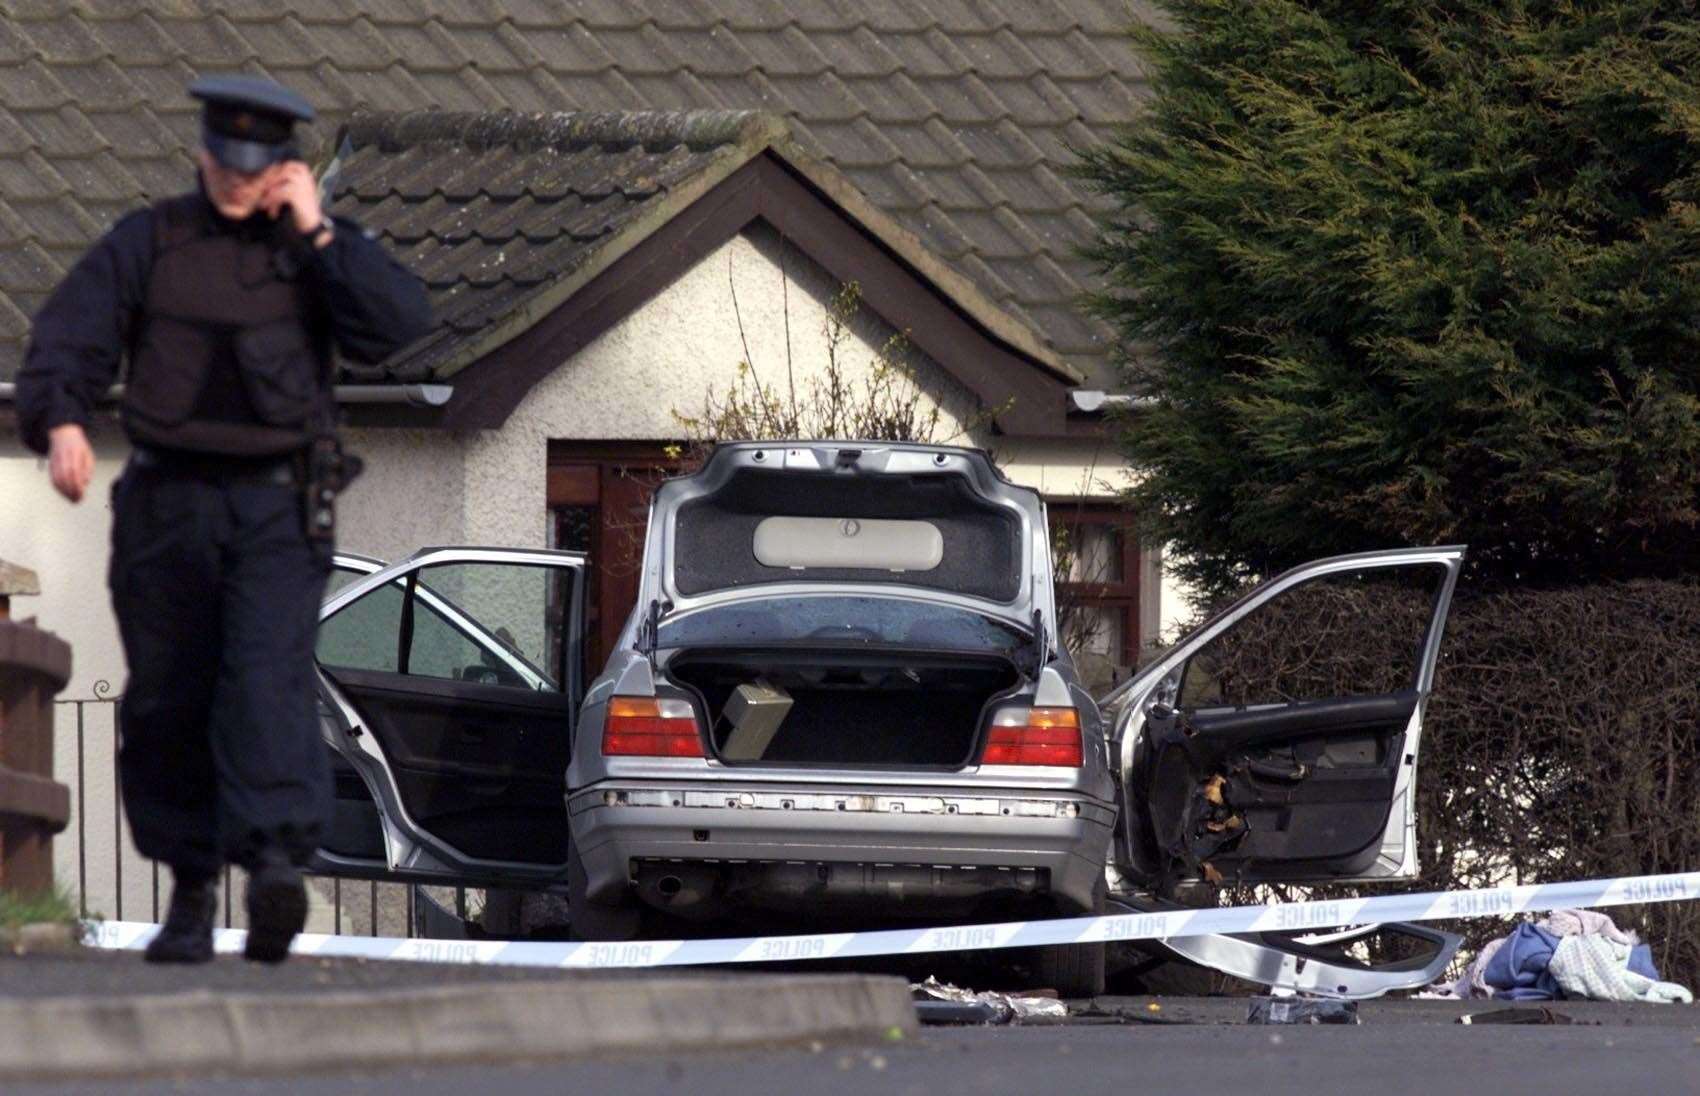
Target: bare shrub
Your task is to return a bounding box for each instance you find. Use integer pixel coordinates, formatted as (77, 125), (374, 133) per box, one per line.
(668, 280), (1002, 462)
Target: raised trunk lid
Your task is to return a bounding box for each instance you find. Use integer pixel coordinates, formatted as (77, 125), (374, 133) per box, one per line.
(641, 443), (1052, 632)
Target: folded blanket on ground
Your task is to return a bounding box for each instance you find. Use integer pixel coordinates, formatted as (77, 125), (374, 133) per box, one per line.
(1549, 935), (1693, 1005)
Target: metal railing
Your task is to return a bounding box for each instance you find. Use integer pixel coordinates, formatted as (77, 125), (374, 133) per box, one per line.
(56, 687), (467, 940)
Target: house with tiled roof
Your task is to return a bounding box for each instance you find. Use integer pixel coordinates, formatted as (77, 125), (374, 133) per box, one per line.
(0, 2), (1176, 730)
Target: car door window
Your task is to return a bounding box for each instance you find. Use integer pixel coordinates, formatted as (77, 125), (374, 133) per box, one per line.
(1177, 564), (1447, 711)
(403, 562), (563, 691)
(317, 562), (567, 692)
(318, 581), (405, 673)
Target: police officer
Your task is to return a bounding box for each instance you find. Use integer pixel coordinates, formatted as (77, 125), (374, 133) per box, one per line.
(15, 77), (431, 963)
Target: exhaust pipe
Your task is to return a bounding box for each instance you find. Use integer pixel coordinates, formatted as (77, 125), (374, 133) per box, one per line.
(634, 863), (720, 919)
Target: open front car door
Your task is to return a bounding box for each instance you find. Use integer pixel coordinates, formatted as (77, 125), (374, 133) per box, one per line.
(310, 548), (586, 888)
(1112, 546), (1464, 891)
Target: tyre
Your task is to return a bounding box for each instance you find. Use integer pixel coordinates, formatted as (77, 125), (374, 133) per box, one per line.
(1029, 940), (1106, 998)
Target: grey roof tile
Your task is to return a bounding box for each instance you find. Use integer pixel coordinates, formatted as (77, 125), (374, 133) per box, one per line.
(1020, 27), (1121, 80)
(535, 23), (620, 75)
(857, 2), (939, 34)
(949, 118), (1049, 170)
(476, 69), (575, 113)
(13, 107), (109, 158)
(803, 27), (904, 79)
(644, 0), (727, 31)
(866, 26), (962, 80)
(0, 2), (1154, 385)
(350, 0), (438, 26)
(17, 10), (108, 63)
(975, 164), (1080, 213)
(48, 151), (143, 205)
(0, 20), (33, 63)
(564, 0), (658, 30)
(658, 25), (762, 78)
(85, 13), (197, 65)
(591, 24), (691, 77)
(1, 58), (76, 110)
(733, 26), (831, 77)
(7, 196), (97, 247)
(0, 152), (69, 201)
(141, 12), (254, 66)
(214, 0), (364, 23)
(444, 23), (539, 74)
(0, 239), (62, 293)
(231, 15), (329, 68)
(0, 293), (32, 341)
(952, 29), (1048, 81)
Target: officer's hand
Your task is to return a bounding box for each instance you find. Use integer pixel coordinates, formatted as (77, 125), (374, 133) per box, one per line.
(47, 423), (94, 504)
(261, 162), (329, 244)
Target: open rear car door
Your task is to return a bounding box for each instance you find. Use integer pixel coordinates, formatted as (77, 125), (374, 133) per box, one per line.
(1111, 546), (1464, 890)
(309, 548), (586, 889)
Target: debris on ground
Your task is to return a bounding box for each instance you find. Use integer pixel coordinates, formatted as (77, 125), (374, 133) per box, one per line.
(1427, 908), (1692, 1004)
(1458, 1006), (1577, 1026)
(1245, 996), (1360, 1025)
(911, 977), (1070, 1025)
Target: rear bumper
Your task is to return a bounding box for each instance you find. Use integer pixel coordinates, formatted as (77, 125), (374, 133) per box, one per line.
(568, 781), (1116, 916)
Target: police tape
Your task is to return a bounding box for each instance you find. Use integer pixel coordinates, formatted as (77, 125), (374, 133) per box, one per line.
(85, 870), (1700, 969)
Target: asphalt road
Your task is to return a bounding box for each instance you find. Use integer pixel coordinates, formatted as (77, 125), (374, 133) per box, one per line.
(17, 997), (1699, 1095)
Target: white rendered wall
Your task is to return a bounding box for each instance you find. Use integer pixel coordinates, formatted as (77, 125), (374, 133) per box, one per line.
(0, 435), (131, 696)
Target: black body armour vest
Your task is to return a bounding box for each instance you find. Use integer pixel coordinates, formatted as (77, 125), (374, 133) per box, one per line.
(121, 194), (330, 457)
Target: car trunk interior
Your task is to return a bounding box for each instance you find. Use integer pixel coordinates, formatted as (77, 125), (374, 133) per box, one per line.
(666, 648), (1022, 768)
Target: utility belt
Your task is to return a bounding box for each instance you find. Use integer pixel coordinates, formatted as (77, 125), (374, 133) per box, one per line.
(129, 445), (298, 486)
(129, 439), (363, 548)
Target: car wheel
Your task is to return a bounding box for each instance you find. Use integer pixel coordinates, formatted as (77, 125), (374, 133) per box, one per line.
(1029, 940), (1106, 998)
(567, 841), (641, 941)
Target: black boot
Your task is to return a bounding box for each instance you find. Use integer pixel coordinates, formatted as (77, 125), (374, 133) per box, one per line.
(145, 872), (217, 964)
(243, 857), (307, 964)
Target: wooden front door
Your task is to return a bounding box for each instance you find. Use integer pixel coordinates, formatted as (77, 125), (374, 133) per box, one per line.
(546, 443), (680, 670)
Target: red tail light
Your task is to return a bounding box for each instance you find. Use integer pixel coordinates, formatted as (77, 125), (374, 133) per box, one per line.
(981, 707), (1082, 767)
(602, 697), (704, 758)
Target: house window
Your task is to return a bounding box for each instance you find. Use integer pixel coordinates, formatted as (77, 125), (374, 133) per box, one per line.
(1050, 503), (1145, 687)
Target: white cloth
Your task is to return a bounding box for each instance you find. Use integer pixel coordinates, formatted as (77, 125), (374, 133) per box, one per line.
(1548, 934), (1692, 1004)
(1539, 909), (1639, 946)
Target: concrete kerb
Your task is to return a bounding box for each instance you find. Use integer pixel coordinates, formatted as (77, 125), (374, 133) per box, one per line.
(0, 973), (917, 1081)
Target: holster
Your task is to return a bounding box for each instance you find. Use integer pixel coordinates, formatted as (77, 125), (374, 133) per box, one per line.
(302, 434), (364, 545)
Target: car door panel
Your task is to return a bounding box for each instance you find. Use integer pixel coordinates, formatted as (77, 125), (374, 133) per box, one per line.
(323, 751), (387, 861)
(1110, 546), (1463, 888)
(310, 548), (586, 884)
(1143, 692), (1417, 882)
(323, 667), (577, 863)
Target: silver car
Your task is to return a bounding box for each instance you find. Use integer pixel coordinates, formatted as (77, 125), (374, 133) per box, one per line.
(309, 442), (1463, 996)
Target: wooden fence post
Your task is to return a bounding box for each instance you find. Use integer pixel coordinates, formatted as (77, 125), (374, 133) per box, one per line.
(0, 561), (73, 894)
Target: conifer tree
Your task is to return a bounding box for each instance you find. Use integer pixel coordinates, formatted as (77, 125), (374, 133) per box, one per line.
(1079, 2), (1700, 597)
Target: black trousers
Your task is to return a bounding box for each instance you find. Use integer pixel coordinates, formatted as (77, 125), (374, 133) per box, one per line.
(109, 460), (332, 877)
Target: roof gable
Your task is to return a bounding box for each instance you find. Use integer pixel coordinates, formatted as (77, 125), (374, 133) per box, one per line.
(335, 109), (1084, 437)
(331, 109), (785, 380)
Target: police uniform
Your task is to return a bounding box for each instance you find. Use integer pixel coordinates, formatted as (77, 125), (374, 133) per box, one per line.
(15, 77), (431, 963)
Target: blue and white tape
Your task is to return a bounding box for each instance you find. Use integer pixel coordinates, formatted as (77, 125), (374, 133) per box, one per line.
(85, 870), (1700, 969)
